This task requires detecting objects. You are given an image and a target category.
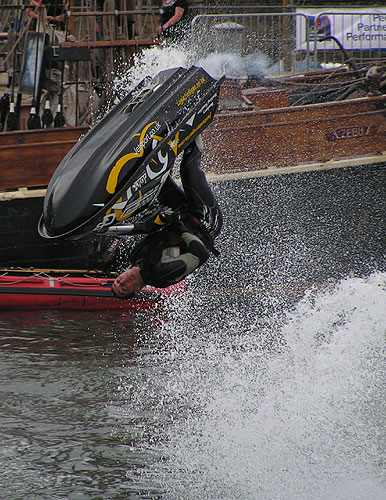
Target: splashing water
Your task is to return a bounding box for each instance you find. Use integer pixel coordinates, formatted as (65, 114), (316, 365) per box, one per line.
(196, 51), (270, 79)
(117, 272), (386, 500)
(105, 43), (385, 498)
(112, 43), (270, 99)
(113, 45), (191, 100)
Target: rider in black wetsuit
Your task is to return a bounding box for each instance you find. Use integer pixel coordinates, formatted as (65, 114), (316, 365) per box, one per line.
(111, 137), (222, 298)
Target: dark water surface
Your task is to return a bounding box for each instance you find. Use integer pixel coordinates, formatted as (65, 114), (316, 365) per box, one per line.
(0, 308), (157, 499)
(0, 275), (385, 500)
(1, 161), (386, 499)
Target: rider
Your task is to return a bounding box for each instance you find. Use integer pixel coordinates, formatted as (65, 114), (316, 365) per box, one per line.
(111, 136), (222, 298)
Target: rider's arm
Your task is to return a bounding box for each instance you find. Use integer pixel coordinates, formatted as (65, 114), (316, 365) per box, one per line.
(149, 229), (209, 285)
(134, 223), (210, 288)
(131, 215), (166, 234)
(167, 217), (210, 265)
(180, 231), (210, 264)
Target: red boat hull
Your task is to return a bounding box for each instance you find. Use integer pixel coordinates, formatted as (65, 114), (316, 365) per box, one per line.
(0, 273), (185, 310)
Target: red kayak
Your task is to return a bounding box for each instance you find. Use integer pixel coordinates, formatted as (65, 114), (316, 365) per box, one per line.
(0, 269), (185, 310)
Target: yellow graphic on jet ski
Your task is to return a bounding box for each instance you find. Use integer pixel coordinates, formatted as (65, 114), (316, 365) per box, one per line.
(106, 121), (162, 195)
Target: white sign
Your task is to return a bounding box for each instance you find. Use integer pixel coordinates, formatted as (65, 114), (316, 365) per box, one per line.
(296, 8), (386, 50)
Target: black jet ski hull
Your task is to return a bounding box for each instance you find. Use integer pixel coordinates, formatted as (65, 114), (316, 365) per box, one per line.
(38, 66), (223, 240)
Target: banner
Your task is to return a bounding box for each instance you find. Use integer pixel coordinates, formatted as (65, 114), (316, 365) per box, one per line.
(296, 8), (386, 50)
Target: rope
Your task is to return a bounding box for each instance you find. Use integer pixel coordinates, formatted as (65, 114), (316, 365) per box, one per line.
(0, 270), (112, 287)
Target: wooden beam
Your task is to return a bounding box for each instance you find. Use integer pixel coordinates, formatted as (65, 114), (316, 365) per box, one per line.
(62, 39), (155, 49)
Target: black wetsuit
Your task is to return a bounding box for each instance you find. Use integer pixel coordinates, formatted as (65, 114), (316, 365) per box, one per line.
(160, 0), (190, 42)
(128, 143), (222, 288)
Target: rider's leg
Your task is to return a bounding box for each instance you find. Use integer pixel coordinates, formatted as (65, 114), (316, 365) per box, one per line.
(179, 140), (223, 237)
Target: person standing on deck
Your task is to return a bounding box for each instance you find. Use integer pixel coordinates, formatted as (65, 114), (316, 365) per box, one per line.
(156, 0), (190, 43)
(28, 1), (66, 29)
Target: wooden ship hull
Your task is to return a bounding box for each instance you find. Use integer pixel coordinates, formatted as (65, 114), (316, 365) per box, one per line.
(3, 80), (385, 182)
(202, 79), (386, 173)
(0, 126), (88, 189)
(3, 78), (386, 187)
(2, 73), (386, 269)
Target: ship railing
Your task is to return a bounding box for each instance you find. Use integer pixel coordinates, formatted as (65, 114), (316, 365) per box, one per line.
(64, 5), (159, 46)
(190, 11), (386, 76)
(0, 2), (159, 71)
(191, 13), (314, 75)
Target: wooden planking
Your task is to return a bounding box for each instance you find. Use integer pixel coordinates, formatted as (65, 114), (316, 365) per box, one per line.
(243, 88), (290, 109)
(0, 126), (88, 146)
(0, 127), (88, 189)
(2, 88), (386, 187)
(62, 39), (155, 49)
(203, 96), (386, 172)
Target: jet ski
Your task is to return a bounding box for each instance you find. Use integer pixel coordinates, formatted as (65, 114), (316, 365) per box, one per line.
(38, 66), (224, 240)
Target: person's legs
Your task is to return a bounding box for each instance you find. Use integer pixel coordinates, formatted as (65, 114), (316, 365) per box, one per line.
(157, 175), (188, 210)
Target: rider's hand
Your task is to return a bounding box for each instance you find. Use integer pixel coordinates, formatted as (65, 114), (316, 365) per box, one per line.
(167, 215), (187, 235)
